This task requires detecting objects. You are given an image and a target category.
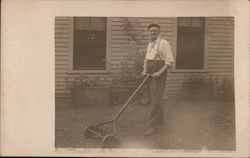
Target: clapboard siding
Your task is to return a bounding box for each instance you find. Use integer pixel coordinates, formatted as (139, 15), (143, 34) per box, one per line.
(55, 17), (234, 98)
(55, 17), (70, 97)
(208, 17), (234, 77)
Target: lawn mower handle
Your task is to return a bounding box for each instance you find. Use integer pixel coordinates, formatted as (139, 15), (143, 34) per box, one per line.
(96, 74), (151, 128)
(112, 74), (151, 121)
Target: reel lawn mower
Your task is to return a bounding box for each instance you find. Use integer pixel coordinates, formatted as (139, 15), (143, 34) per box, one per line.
(83, 74), (151, 148)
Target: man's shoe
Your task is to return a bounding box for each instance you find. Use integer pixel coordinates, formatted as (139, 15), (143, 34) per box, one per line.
(143, 127), (155, 136)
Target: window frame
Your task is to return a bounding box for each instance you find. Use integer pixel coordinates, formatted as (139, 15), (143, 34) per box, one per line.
(171, 17), (209, 73)
(68, 17), (111, 73)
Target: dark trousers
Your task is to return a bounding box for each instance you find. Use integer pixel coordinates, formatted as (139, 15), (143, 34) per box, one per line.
(147, 71), (167, 127)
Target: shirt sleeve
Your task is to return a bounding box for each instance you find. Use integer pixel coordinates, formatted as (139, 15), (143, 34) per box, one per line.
(144, 43), (151, 63)
(160, 40), (174, 66)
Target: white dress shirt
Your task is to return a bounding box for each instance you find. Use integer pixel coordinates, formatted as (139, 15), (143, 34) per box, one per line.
(145, 37), (174, 66)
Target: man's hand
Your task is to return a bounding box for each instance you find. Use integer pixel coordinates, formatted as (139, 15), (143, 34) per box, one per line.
(141, 70), (147, 76)
(152, 65), (169, 79)
(152, 72), (161, 79)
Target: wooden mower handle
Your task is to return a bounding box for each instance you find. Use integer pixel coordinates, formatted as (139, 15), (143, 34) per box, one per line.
(112, 74), (151, 121)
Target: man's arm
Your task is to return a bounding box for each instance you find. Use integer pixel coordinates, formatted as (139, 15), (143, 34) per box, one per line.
(141, 61), (147, 75)
(156, 64), (169, 75)
(142, 44), (150, 75)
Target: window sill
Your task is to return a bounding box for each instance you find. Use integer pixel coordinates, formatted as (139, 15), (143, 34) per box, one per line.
(170, 69), (209, 73)
(67, 69), (112, 74)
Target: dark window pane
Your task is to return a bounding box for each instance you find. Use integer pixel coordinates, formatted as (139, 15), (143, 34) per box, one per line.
(73, 17), (107, 70)
(176, 17), (205, 69)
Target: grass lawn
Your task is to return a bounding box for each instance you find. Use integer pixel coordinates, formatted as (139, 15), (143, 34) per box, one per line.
(55, 97), (235, 150)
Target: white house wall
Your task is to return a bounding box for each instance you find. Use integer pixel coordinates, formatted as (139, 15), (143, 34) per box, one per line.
(55, 17), (234, 98)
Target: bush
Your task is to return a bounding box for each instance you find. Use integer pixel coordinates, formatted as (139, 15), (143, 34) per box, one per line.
(182, 73), (234, 102)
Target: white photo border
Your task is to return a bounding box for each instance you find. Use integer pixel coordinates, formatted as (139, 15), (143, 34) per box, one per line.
(1, 0), (249, 157)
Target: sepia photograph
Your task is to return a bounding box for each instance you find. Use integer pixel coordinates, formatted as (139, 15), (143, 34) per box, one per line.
(1, 0), (249, 157)
(55, 16), (235, 150)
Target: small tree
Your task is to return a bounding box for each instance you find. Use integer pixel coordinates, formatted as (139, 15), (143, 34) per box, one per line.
(110, 18), (150, 106)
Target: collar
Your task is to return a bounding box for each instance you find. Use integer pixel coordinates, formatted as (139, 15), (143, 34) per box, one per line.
(150, 37), (161, 44)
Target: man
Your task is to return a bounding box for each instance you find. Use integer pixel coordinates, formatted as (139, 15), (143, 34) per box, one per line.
(141, 23), (174, 136)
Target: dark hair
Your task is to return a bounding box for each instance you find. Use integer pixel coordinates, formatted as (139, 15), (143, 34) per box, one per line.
(148, 23), (161, 30)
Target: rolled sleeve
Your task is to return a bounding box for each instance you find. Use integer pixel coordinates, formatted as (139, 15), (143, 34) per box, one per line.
(160, 40), (174, 66)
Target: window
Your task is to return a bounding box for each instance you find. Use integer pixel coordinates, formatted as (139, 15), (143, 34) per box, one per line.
(176, 17), (205, 69)
(73, 17), (107, 70)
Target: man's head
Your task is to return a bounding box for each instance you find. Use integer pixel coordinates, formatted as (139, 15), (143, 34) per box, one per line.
(148, 23), (161, 41)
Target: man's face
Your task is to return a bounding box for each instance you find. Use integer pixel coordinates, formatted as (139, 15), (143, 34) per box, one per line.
(149, 26), (160, 41)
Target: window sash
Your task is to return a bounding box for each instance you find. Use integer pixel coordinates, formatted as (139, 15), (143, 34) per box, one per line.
(73, 17), (107, 70)
(176, 17), (206, 70)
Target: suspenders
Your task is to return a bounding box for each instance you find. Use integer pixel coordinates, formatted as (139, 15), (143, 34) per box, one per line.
(155, 38), (162, 60)
(148, 38), (163, 60)
(145, 38), (165, 74)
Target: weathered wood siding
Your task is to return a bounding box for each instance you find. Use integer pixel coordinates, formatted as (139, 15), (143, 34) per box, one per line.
(55, 17), (234, 98)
